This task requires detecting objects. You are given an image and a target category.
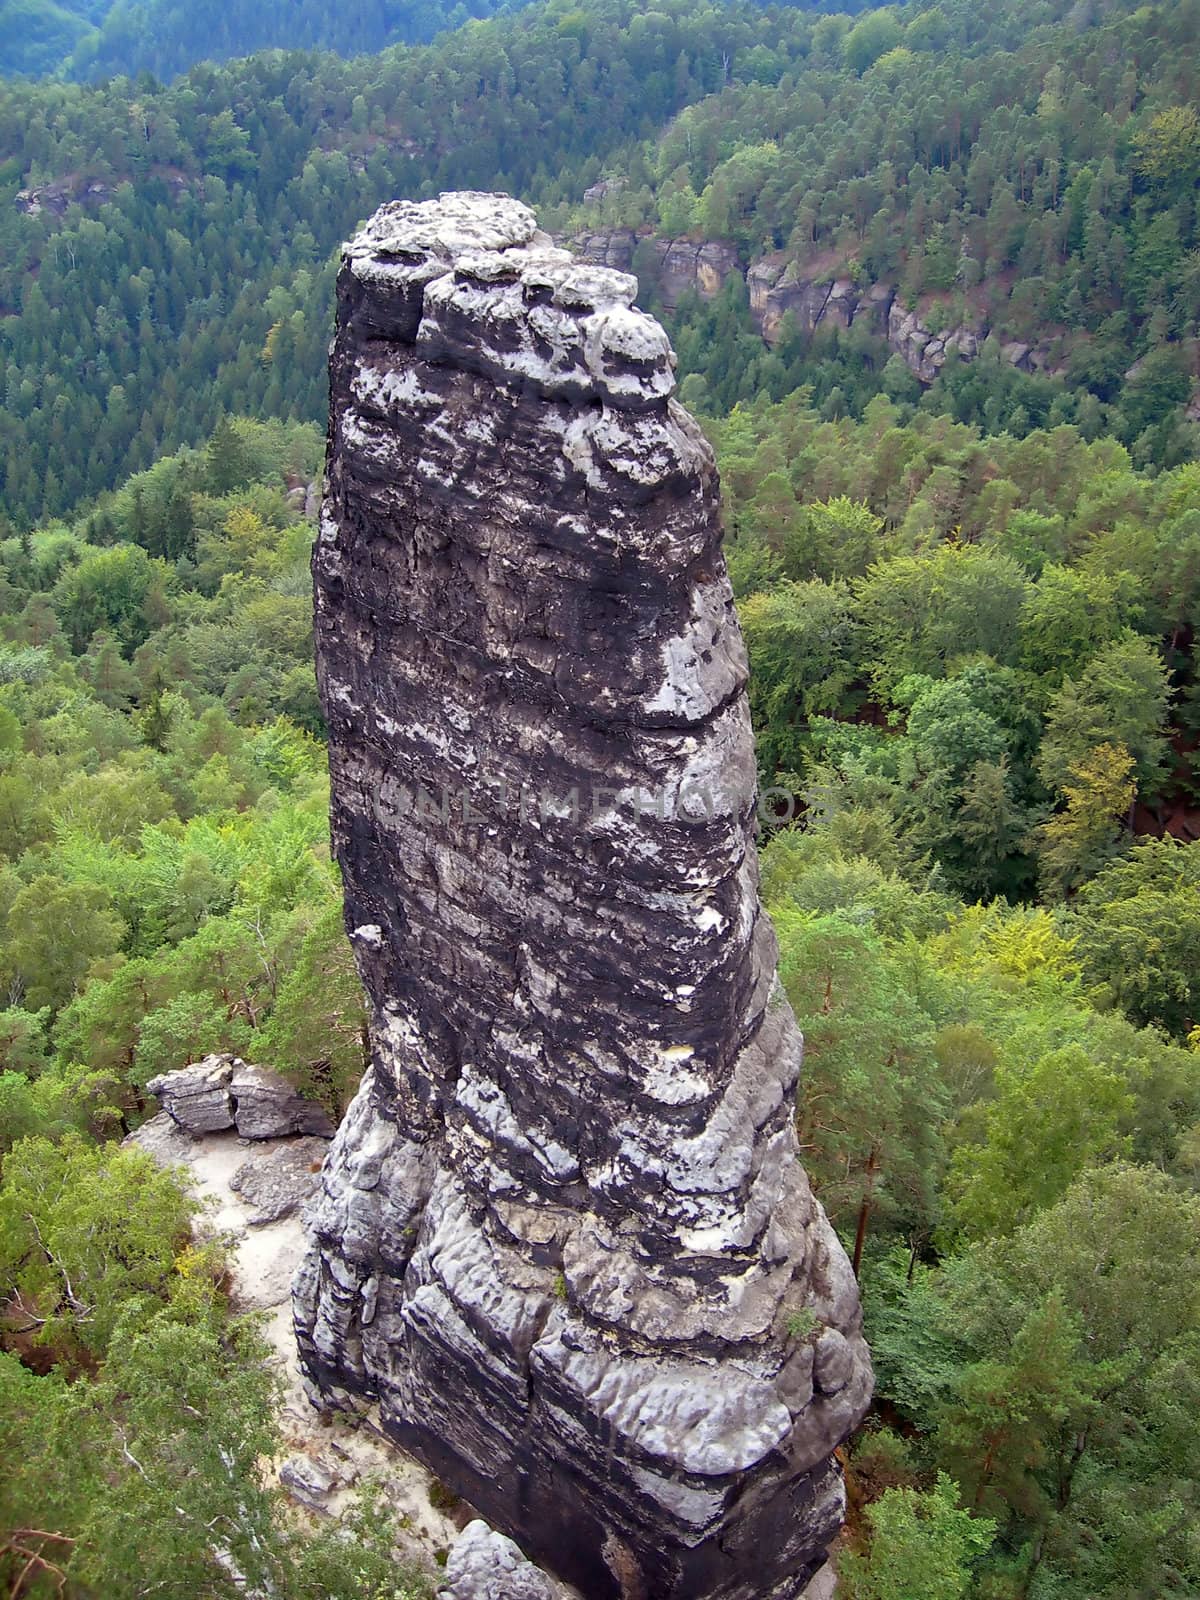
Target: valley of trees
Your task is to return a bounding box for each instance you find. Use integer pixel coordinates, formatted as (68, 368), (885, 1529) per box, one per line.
(1, 0), (1197, 527)
(2, 0), (532, 82)
(1, 0), (1199, 1594)
(0, 419), (429, 1596)
(597, 0), (1200, 458)
(729, 396), (1200, 1597)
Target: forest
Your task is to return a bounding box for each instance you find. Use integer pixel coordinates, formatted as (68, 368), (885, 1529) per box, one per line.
(0, 0), (1197, 527)
(1, 0), (534, 82)
(1, 0), (1199, 1594)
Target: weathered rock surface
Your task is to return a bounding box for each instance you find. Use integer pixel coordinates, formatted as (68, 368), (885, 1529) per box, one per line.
(582, 177), (628, 208)
(649, 237), (740, 309)
(14, 168), (197, 218)
(887, 301), (979, 384)
(147, 1054), (335, 1140)
(746, 255), (894, 346)
(571, 227), (1071, 386)
(295, 191), (871, 1600)
(230, 1137), (330, 1225)
(572, 227), (638, 274)
(438, 1522), (561, 1600)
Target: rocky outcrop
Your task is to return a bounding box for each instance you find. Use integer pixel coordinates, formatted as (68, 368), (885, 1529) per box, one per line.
(583, 177), (627, 208)
(649, 238), (740, 309)
(147, 1055), (334, 1140)
(230, 1136), (331, 1225)
(746, 255), (894, 346)
(14, 168), (197, 218)
(886, 301), (979, 384)
(295, 191), (871, 1600)
(572, 227), (638, 274)
(571, 229), (1073, 386)
(572, 232), (739, 311)
(16, 178), (116, 217)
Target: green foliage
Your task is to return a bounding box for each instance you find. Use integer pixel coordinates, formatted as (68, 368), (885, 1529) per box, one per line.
(839, 1472), (995, 1600)
(1037, 633), (1171, 793)
(0, 1132), (200, 1359)
(281, 1484), (436, 1599)
(947, 1043), (1133, 1238)
(775, 904), (947, 1263)
(856, 547), (1029, 699)
(2, 875), (125, 1009)
(842, 10), (904, 77)
(1033, 741), (1136, 898)
(0, 1317), (435, 1595)
(259, 898), (369, 1115)
(0, 0), (104, 78)
(1070, 838), (1200, 1035)
(706, 394), (1200, 902)
(860, 1167), (1200, 1598)
(74, 0), (534, 82)
(739, 580), (858, 774)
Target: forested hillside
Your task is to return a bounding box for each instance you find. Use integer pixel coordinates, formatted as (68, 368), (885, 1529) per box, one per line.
(0, 0), (112, 79)
(0, 418), (431, 1596)
(1, 0), (1197, 530)
(589, 0), (1200, 454)
(3, 402), (1199, 1595)
(3, 0), (1200, 1592)
(69, 0), (530, 86)
(2, 0), (529, 81)
(0, 0), (776, 523)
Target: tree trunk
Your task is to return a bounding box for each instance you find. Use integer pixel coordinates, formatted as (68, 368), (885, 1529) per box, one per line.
(851, 1145), (880, 1279)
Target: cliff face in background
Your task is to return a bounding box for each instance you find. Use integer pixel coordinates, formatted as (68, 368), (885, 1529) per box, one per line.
(571, 228), (1064, 384)
(295, 191), (871, 1600)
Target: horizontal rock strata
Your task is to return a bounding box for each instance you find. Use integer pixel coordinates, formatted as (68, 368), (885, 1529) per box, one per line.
(295, 190), (871, 1600)
(148, 1055), (334, 1139)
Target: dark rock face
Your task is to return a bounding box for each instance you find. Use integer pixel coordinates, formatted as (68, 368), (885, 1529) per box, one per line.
(295, 191), (871, 1600)
(649, 238), (740, 310)
(745, 255), (896, 347)
(569, 230), (1066, 386)
(572, 227), (638, 274)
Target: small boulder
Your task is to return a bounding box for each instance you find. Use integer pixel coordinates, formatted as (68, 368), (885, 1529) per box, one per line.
(147, 1054), (334, 1140)
(146, 1055), (236, 1134)
(279, 1453), (337, 1511)
(230, 1063), (335, 1139)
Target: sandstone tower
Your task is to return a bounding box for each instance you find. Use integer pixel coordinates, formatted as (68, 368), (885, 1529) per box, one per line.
(295, 191), (871, 1600)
